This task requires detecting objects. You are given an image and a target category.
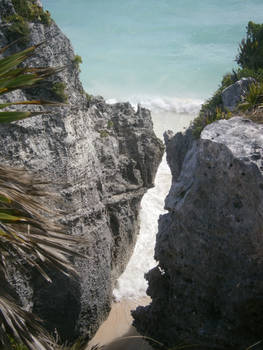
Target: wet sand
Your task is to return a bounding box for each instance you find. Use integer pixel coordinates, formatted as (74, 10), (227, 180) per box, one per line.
(87, 297), (154, 350)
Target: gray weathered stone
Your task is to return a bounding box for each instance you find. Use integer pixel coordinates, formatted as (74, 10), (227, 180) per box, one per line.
(0, 1), (163, 342)
(222, 77), (255, 111)
(133, 117), (263, 349)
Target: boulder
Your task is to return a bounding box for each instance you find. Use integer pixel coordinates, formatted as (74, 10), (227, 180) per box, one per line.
(0, 0), (164, 342)
(222, 77), (255, 111)
(133, 117), (263, 349)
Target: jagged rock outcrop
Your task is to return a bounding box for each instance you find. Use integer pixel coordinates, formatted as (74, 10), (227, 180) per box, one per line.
(133, 117), (263, 349)
(222, 77), (255, 111)
(0, 0), (163, 342)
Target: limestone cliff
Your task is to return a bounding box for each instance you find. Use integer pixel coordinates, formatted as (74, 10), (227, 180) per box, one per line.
(133, 117), (263, 349)
(0, 0), (164, 342)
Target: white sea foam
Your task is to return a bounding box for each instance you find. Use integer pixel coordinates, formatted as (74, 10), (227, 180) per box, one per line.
(106, 95), (202, 116)
(113, 157), (171, 301)
(113, 106), (197, 301)
(136, 96), (202, 115)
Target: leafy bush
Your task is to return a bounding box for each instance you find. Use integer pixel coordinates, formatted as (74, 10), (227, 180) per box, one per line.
(221, 72), (237, 88)
(51, 82), (68, 102)
(11, 0), (52, 25)
(3, 0), (52, 44)
(3, 14), (30, 44)
(191, 21), (263, 137)
(99, 129), (109, 138)
(192, 107), (231, 138)
(236, 21), (263, 70)
(235, 67), (263, 83)
(191, 81), (233, 138)
(107, 120), (114, 129)
(238, 82), (263, 111)
(195, 72), (235, 120)
(72, 55), (82, 71)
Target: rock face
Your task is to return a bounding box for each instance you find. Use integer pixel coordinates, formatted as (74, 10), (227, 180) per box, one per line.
(133, 117), (263, 349)
(222, 77), (255, 111)
(0, 1), (163, 342)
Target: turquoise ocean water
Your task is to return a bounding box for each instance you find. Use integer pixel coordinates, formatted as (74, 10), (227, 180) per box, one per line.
(42, 0), (263, 102)
(41, 0), (263, 299)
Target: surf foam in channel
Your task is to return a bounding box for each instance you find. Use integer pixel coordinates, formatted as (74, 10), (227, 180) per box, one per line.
(113, 99), (200, 301)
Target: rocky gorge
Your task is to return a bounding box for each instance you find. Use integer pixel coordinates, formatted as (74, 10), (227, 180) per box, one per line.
(0, 0), (163, 343)
(1, 1), (263, 349)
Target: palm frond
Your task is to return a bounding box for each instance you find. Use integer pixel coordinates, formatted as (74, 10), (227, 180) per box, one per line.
(0, 41), (84, 348)
(0, 167), (84, 350)
(0, 165), (84, 282)
(0, 111), (45, 123)
(0, 66), (65, 95)
(0, 41), (65, 123)
(0, 294), (55, 350)
(0, 100), (62, 109)
(0, 42), (44, 76)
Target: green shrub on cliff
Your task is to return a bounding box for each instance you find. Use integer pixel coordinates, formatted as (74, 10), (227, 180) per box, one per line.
(72, 55), (83, 72)
(11, 0), (52, 25)
(192, 106), (231, 138)
(3, 14), (30, 44)
(2, 0), (52, 45)
(191, 75), (233, 138)
(238, 82), (263, 111)
(51, 81), (68, 102)
(191, 21), (263, 137)
(236, 21), (263, 71)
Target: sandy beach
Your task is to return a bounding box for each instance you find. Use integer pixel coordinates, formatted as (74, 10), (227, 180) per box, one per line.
(87, 297), (154, 350)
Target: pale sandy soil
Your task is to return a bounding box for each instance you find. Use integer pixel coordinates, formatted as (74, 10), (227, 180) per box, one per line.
(86, 297), (154, 350)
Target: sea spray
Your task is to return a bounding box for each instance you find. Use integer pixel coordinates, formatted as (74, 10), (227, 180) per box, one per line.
(113, 107), (198, 301)
(107, 96), (202, 140)
(107, 95), (202, 115)
(113, 157), (170, 301)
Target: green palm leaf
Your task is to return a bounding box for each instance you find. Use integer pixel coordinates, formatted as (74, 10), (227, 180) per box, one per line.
(0, 165), (84, 280)
(0, 294), (55, 350)
(0, 100), (61, 109)
(0, 42), (44, 76)
(0, 111), (45, 123)
(0, 40), (66, 124)
(0, 168), (85, 350)
(0, 42), (83, 349)
(0, 66), (65, 95)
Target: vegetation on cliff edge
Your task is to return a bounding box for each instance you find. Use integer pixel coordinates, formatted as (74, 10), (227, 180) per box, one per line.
(192, 21), (263, 138)
(2, 0), (52, 45)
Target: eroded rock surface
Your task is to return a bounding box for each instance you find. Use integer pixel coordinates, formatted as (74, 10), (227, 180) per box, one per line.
(0, 0), (163, 342)
(222, 77), (255, 111)
(133, 117), (263, 349)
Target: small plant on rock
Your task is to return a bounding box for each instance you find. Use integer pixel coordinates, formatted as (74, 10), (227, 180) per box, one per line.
(72, 55), (82, 72)
(238, 82), (263, 111)
(3, 14), (30, 44)
(192, 107), (231, 138)
(99, 129), (109, 138)
(51, 81), (68, 102)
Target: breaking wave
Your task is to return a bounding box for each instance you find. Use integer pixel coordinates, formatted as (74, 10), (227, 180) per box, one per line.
(113, 101), (199, 301)
(106, 95), (202, 116)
